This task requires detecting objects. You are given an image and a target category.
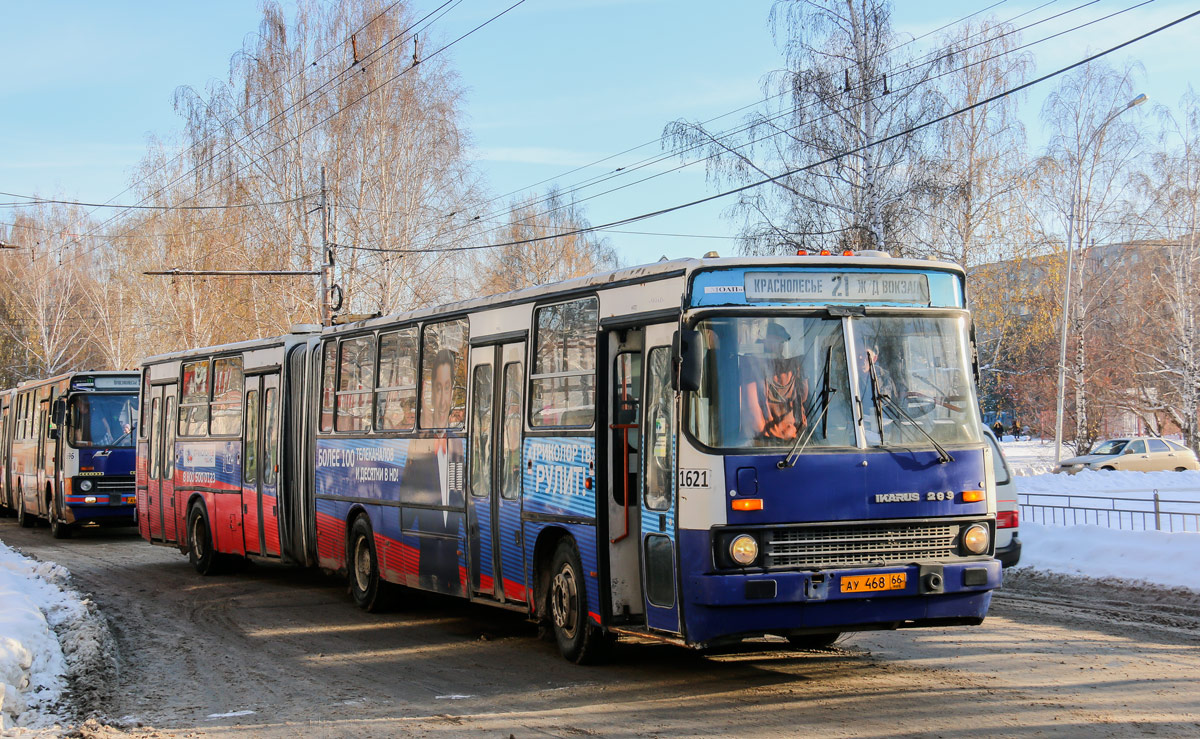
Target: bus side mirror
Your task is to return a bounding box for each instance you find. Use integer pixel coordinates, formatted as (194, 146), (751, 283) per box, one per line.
(52, 399), (67, 427)
(674, 328), (702, 392)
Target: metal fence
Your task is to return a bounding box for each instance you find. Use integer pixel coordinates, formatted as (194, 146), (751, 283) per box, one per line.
(1019, 489), (1200, 532)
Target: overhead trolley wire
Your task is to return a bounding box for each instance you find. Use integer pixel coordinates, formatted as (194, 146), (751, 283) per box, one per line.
(50, 0), (462, 268)
(353, 0), (1118, 247)
(362, 0), (1152, 251)
(56, 0), (522, 273)
(332, 8), (1200, 256)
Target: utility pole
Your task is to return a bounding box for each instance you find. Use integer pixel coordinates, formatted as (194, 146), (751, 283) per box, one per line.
(320, 165), (332, 327)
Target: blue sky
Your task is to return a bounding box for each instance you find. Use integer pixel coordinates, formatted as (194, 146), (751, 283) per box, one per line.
(2, 1), (1197, 264)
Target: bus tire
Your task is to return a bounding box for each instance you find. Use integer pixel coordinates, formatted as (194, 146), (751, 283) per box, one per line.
(548, 540), (609, 664)
(187, 504), (222, 576)
(50, 515), (73, 539)
(786, 632), (841, 650)
(17, 489), (33, 529)
(348, 516), (392, 612)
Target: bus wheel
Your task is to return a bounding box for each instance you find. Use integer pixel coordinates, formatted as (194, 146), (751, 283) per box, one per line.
(348, 516), (392, 612)
(786, 632), (841, 650)
(50, 515), (73, 539)
(187, 504), (221, 576)
(17, 492), (33, 529)
(548, 540), (609, 664)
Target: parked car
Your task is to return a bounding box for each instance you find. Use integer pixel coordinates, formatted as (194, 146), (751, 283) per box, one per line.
(1056, 437), (1200, 474)
(983, 428), (1020, 568)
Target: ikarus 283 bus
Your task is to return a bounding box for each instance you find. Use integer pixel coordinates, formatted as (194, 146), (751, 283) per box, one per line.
(137, 254), (1001, 662)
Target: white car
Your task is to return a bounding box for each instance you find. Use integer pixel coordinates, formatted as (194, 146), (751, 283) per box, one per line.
(983, 428), (1020, 568)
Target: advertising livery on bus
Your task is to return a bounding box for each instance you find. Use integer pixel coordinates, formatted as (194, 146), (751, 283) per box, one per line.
(137, 254), (1001, 662)
(0, 371), (140, 537)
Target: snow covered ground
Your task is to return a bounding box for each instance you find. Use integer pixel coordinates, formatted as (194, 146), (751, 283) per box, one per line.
(1000, 438), (1200, 591)
(0, 540), (112, 734)
(1, 441), (1198, 730)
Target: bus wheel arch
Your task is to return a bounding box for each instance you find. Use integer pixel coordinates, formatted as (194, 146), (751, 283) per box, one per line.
(532, 526), (570, 621)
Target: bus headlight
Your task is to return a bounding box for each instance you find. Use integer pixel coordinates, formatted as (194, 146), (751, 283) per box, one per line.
(729, 534), (759, 566)
(79, 480), (93, 492)
(962, 523), (990, 555)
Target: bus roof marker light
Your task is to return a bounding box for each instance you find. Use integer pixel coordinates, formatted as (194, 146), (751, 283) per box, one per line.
(796, 249), (807, 256)
(842, 250), (855, 256)
(703, 250), (720, 259)
(731, 498), (763, 511)
(819, 249), (832, 256)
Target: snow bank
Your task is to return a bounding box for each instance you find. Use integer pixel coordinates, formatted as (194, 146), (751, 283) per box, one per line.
(0, 540), (112, 733)
(998, 439), (1060, 477)
(1015, 467), (1200, 498)
(1013, 521), (1200, 591)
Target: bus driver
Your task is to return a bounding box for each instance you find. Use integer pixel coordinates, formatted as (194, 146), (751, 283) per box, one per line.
(743, 321), (809, 442)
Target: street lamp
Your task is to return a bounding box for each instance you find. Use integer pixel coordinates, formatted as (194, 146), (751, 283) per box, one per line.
(1053, 92), (1147, 464)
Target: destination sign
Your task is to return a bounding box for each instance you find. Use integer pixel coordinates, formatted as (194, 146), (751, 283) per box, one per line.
(743, 271), (930, 304)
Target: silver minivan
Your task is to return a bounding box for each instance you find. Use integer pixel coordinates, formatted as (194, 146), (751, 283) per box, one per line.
(984, 428), (1021, 568)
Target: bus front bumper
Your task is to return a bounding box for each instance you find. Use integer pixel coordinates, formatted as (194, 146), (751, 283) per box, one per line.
(683, 560), (1001, 646)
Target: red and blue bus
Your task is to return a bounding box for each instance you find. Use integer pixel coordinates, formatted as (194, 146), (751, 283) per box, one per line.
(137, 254), (1001, 661)
(0, 372), (140, 537)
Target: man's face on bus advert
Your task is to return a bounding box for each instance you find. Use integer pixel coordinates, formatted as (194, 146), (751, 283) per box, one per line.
(432, 358), (453, 428)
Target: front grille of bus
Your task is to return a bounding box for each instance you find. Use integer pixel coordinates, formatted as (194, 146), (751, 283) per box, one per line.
(76, 476), (135, 497)
(765, 522), (960, 568)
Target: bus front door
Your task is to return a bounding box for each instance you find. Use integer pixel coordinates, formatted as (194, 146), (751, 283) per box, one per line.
(466, 342), (526, 604)
(639, 324), (681, 634)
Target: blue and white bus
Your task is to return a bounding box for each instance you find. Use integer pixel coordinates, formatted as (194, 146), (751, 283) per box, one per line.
(1, 371), (140, 537)
(138, 254), (1000, 662)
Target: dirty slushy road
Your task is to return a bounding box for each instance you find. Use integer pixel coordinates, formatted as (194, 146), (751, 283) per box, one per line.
(3, 519), (1198, 738)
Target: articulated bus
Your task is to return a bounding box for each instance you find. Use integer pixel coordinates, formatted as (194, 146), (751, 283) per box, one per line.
(137, 254), (1001, 662)
(0, 372), (140, 537)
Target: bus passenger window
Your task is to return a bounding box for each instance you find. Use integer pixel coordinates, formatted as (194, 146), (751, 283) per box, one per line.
(419, 319), (468, 430)
(336, 336), (375, 433)
(376, 327), (418, 431)
(530, 297), (598, 428)
(210, 357), (244, 436)
(179, 361), (210, 436)
(319, 341), (336, 433)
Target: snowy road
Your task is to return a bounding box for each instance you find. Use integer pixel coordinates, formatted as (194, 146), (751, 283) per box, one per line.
(2, 519), (1199, 737)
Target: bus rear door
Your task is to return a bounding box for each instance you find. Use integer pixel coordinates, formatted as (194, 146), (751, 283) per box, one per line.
(242, 372), (283, 557)
(466, 342), (527, 604)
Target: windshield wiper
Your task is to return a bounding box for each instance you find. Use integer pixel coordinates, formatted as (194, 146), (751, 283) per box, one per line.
(779, 346), (836, 469)
(875, 386), (955, 464)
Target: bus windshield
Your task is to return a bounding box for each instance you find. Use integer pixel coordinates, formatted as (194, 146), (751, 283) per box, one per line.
(69, 393), (137, 448)
(687, 313), (980, 451)
(688, 315), (855, 450)
(853, 315), (980, 447)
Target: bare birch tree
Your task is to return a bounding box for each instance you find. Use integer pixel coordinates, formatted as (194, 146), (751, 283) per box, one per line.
(663, 0), (941, 255)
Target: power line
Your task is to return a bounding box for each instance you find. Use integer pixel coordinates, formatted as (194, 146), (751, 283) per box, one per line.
(0, 192), (309, 211)
(57, 0), (522, 273)
(386, 0), (1151, 251)
(55, 0), (429, 247)
(54, 0), (463, 269)
(334, 8), (1200, 257)
(346, 0), (1128, 250)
